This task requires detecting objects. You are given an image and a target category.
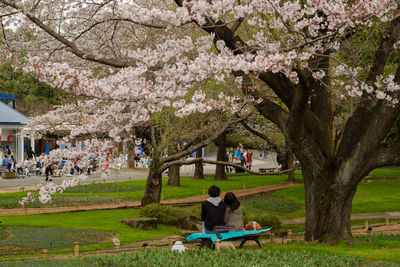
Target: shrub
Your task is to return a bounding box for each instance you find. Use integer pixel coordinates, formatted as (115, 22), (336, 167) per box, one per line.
(139, 204), (182, 225)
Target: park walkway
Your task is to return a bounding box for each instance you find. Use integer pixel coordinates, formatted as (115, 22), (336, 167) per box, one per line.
(0, 184), (297, 216)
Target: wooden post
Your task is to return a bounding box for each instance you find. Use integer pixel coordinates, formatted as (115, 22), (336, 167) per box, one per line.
(116, 198), (120, 205)
(365, 221), (368, 230)
(129, 177), (131, 181)
(161, 194), (164, 201)
(386, 217), (389, 226)
(74, 242), (79, 257)
(151, 242), (155, 250)
(103, 179), (106, 184)
(202, 187), (206, 195)
(215, 239), (221, 255)
(169, 237), (173, 248)
(243, 184), (245, 192)
(287, 229), (292, 241)
(73, 201), (78, 209)
(42, 249), (48, 259)
(20, 187), (25, 192)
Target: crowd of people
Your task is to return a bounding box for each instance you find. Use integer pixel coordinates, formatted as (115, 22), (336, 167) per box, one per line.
(225, 145), (254, 173)
(1, 145), (16, 172)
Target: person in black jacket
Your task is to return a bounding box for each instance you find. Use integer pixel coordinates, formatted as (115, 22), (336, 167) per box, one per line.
(201, 185), (226, 232)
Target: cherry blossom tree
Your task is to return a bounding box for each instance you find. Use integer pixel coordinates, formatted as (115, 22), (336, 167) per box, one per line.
(1, 0), (400, 243)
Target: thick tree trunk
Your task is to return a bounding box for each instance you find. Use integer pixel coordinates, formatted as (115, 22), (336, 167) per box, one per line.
(194, 147), (204, 179)
(168, 164), (180, 186)
(141, 157), (162, 206)
(303, 168), (358, 244)
(215, 132), (227, 180)
(287, 147), (295, 183)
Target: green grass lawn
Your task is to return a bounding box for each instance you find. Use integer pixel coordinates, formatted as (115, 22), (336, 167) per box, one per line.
(370, 166), (400, 179)
(0, 209), (179, 256)
(0, 173), (294, 208)
(271, 180), (400, 219)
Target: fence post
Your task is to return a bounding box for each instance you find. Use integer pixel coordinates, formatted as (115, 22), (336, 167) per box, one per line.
(243, 184), (245, 192)
(386, 217), (389, 226)
(74, 242), (79, 257)
(287, 229), (292, 241)
(202, 188), (206, 195)
(42, 249), (48, 259)
(215, 239), (221, 255)
(169, 237), (173, 248)
(365, 221), (368, 230)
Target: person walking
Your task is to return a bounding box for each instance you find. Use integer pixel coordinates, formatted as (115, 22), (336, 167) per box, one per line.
(45, 160), (53, 181)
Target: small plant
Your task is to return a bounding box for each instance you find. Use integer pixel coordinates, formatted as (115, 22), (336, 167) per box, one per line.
(140, 204), (182, 224)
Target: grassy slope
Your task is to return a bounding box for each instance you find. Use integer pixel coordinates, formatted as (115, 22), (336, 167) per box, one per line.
(0, 209), (179, 254)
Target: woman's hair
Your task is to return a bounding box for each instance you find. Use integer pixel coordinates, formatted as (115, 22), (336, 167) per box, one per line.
(224, 192), (240, 211)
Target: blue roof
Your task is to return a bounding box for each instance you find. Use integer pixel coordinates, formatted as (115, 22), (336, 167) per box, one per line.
(0, 101), (28, 125)
(0, 93), (15, 100)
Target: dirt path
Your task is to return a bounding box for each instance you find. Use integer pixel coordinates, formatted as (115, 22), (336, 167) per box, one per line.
(0, 184), (298, 216)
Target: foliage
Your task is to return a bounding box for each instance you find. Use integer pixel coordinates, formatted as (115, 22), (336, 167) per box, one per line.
(5, 249), (368, 267)
(0, 228), (7, 241)
(0, 209), (179, 254)
(241, 195), (302, 215)
(63, 183), (145, 194)
(139, 204), (183, 225)
(0, 196), (126, 208)
(0, 227), (113, 255)
(0, 62), (65, 115)
(356, 233), (400, 242)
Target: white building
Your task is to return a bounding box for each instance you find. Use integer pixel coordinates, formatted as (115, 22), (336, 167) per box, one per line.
(0, 100), (29, 164)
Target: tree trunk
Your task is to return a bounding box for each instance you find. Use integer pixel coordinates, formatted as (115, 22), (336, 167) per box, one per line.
(303, 168), (358, 244)
(215, 132), (227, 180)
(287, 147), (295, 183)
(127, 152), (135, 169)
(194, 147), (204, 179)
(141, 156), (162, 206)
(168, 164), (180, 186)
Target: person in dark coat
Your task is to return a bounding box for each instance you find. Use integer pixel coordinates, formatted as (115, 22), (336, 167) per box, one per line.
(201, 185), (226, 232)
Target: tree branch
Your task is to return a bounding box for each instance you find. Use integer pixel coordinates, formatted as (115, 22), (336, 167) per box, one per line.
(161, 115), (248, 164)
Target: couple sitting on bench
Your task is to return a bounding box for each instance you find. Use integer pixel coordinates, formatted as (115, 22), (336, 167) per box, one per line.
(202, 185), (243, 233)
(187, 185), (271, 248)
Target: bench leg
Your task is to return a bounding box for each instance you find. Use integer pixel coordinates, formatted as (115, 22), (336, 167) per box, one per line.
(255, 239), (262, 248)
(239, 240), (247, 248)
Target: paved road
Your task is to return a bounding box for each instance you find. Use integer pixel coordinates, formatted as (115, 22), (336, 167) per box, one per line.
(0, 151), (279, 193)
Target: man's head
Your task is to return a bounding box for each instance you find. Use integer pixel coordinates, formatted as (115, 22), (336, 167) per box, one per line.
(208, 185), (221, 198)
